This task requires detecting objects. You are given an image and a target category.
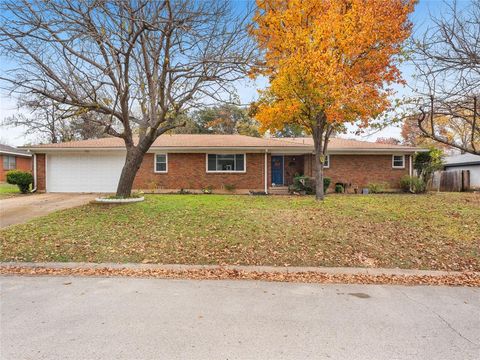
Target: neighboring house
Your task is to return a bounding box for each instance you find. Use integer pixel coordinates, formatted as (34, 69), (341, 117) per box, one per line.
(25, 134), (424, 193)
(0, 144), (32, 182)
(444, 153), (480, 189)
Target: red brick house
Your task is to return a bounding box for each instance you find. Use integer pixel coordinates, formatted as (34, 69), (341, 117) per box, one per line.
(0, 144), (32, 182)
(26, 134), (423, 193)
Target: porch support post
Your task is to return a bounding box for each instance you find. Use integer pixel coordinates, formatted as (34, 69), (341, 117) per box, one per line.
(32, 153), (37, 192)
(409, 154), (413, 176)
(264, 150), (268, 194)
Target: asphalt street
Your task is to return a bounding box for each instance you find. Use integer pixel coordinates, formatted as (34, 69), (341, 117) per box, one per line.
(1, 276), (478, 359)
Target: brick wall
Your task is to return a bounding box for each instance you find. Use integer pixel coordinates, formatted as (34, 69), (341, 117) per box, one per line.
(304, 154), (410, 189)
(0, 155), (32, 182)
(35, 154), (46, 191)
(133, 153), (267, 192)
(34, 151), (410, 193)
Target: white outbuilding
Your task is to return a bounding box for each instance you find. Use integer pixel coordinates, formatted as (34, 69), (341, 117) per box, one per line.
(444, 153), (480, 189)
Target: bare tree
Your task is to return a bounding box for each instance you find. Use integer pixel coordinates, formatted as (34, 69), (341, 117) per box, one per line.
(4, 96), (74, 144)
(3, 94), (106, 143)
(410, 0), (480, 154)
(0, 0), (256, 196)
(190, 104), (260, 136)
(375, 137), (401, 145)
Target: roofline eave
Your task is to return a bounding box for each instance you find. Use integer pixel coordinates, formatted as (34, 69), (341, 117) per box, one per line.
(444, 162), (480, 167)
(27, 146), (427, 154)
(0, 150), (32, 157)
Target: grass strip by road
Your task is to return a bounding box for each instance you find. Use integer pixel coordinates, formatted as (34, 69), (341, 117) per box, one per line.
(1, 265), (479, 287)
(0, 183), (20, 199)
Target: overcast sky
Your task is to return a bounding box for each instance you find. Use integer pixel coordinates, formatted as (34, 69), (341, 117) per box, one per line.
(0, 0), (456, 146)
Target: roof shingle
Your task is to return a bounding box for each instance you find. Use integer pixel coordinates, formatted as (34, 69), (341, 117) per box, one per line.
(277, 137), (420, 150)
(24, 134), (422, 152)
(26, 134), (306, 149)
(0, 143), (31, 156)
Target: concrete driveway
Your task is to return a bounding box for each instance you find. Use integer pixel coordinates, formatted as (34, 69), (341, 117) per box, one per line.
(0, 193), (95, 228)
(1, 276), (478, 360)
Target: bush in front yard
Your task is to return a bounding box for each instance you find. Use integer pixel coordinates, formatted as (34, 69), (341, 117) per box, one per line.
(335, 184), (344, 193)
(323, 177), (331, 193)
(367, 183), (386, 194)
(400, 175), (427, 194)
(223, 184), (236, 192)
(291, 176), (314, 194)
(414, 148), (444, 184)
(6, 170), (33, 193)
(291, 176), (331, 195)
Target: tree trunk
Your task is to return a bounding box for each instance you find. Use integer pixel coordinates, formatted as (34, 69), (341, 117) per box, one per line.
(312, 115), (332, 201)
(313, 135), (325, 201)
(314, 149), (324, 200)
(116, 147), (146, 197)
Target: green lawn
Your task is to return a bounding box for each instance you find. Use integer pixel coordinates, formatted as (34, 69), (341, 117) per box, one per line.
(1, 193), (479, 271)
(0, 183), (20, 198)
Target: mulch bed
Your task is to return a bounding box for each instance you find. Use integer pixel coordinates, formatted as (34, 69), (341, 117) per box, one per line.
(1, 266), (479, 287)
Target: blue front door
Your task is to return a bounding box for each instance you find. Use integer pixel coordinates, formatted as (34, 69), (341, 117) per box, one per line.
(271, 156), (284, 185)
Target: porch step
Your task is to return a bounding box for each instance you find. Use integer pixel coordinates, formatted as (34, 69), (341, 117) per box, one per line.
(268, 186), (289, 195)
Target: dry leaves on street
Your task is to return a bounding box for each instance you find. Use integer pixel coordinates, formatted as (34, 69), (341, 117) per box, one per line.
(1, 266), (479, 287)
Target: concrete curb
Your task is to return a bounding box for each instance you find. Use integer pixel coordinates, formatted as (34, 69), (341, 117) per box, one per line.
(94, 196), (145, 204)
(1, 262), (476, 277)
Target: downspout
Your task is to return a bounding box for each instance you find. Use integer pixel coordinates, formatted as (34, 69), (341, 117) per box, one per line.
(264, 150), (268, 194)
(32, 153), (37, 192)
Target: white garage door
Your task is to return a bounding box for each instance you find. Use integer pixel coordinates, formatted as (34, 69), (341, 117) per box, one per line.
(47, 153), (126, 192)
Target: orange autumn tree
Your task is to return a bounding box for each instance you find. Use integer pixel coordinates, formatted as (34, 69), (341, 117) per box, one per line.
(251, 0), (415, 200)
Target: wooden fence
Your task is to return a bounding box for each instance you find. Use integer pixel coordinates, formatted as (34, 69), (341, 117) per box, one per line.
(430, 170), (471, 192)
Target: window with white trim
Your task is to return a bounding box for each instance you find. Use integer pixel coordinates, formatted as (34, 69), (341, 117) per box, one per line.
(392, 155), (405, 168)
(154, 154), (168, 173)
(3, 155), (16, 170)
(207, 154), (245, 172)
(323, 155), (330, 168)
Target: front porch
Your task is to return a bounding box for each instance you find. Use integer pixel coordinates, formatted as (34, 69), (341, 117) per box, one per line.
(269, 154), (308, 194)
